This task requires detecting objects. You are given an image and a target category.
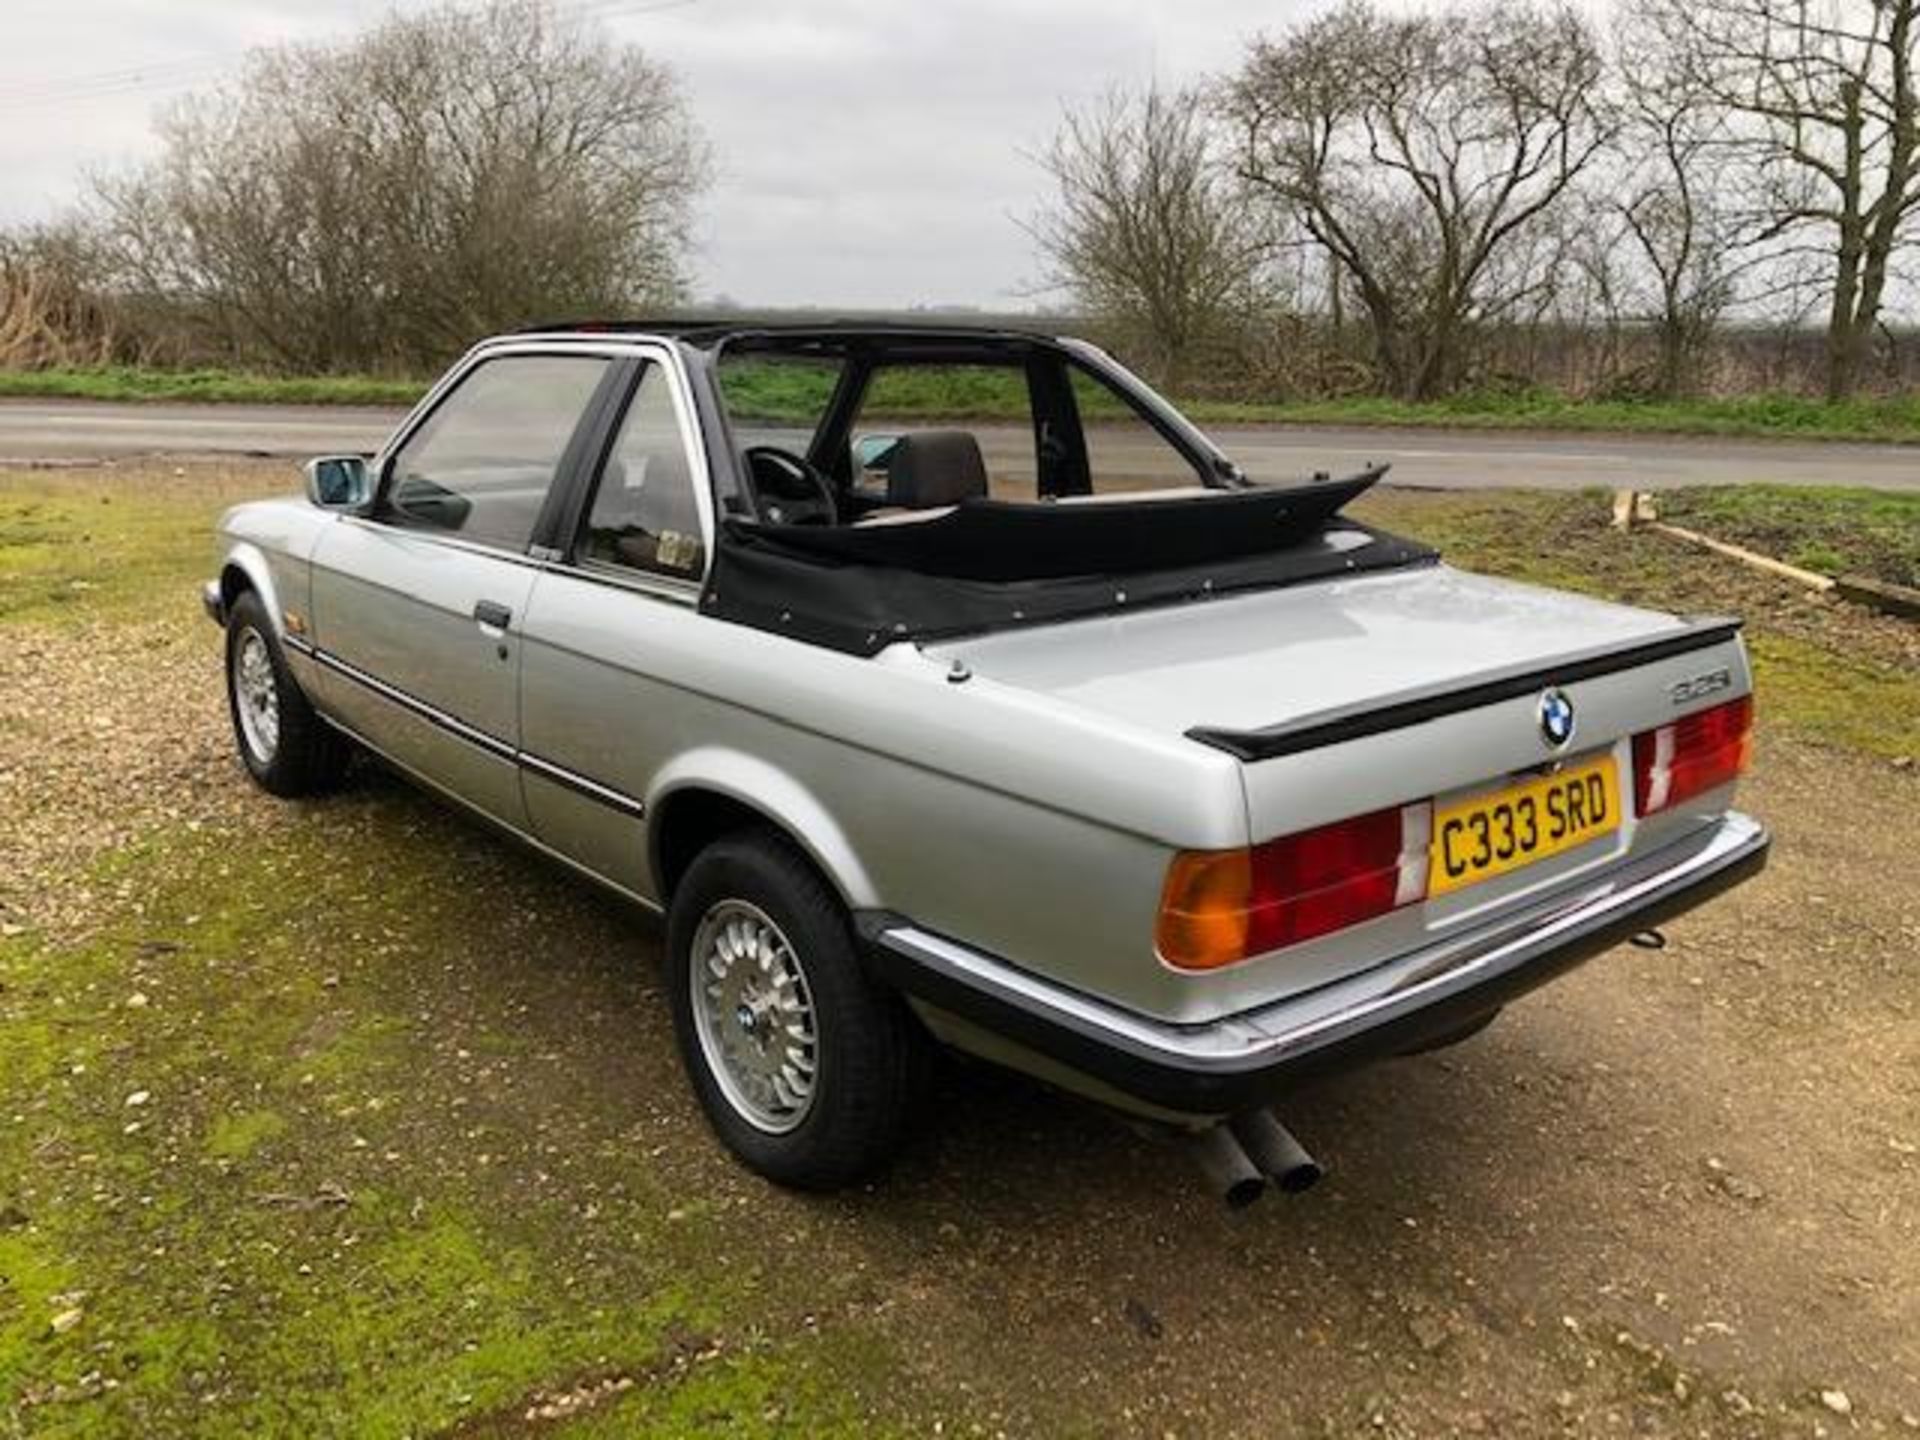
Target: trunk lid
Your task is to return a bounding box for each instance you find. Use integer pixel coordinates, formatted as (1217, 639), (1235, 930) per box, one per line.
(923, 565), (1679, 748)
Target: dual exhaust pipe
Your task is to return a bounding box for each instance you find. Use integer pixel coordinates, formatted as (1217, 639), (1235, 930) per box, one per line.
(1189, 1111), (1323, 1208)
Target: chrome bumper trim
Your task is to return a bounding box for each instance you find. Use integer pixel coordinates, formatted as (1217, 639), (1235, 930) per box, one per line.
(866, 811), (1769, 1098)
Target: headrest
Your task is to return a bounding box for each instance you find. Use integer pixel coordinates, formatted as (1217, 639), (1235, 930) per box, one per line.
(885, 430), (988, 509)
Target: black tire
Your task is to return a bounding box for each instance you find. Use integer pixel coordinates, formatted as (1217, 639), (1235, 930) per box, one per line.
(224, 590), (350, 797)
(667, 828), (931, 1189)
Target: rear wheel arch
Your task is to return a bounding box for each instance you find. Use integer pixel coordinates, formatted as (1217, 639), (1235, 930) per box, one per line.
(656, 779), (875, 913)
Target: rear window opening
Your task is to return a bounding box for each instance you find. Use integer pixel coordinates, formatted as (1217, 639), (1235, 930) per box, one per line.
(698, 329), (1434, 654)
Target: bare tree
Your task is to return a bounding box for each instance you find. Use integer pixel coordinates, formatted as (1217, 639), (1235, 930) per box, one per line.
(1026, 85), (1272, 388)
(92, 0), (707, 373)
(1222, 0), (1612, 400)
(1638, 0), (1920, 399)
(1602, 21), (1750, 397)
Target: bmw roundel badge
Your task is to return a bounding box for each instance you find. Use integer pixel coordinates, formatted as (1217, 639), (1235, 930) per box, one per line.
(1537, 687), (1576, 750)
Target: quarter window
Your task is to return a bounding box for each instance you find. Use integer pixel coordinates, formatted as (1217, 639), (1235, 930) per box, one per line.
(579, 365), (706, 579)
(386, 355), (609, 550)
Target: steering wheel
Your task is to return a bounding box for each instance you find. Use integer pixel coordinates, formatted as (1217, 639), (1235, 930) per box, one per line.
(743, 445), (840, 526)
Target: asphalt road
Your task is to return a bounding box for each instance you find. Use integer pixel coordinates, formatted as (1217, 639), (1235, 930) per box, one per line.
(2, 395), (1916, 491)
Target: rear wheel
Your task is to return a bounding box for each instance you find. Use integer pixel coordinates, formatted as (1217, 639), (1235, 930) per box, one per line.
(224, 590), (349, 797)
(667, 829), (930, 1188)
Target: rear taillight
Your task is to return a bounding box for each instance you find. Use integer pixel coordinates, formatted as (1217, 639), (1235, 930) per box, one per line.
(1157, 802), (1431, 971)
(1633, 694), (1753, 817)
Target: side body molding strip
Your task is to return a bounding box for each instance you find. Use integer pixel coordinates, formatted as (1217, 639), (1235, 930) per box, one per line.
(293, 637), (647, 819)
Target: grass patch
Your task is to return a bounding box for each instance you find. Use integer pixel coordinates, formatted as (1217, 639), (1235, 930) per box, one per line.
(204, 1109), (289, 1160)
(1655, 484), (1920, 589)
(0, 814), (947, 1435)
(0, 464), (284, 625)
(1743, 633), (1920, 761)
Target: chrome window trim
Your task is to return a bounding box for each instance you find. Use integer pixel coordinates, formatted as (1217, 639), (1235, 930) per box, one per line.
(539, 557), (702, 606)
(568, 341), (717, 587)
(350, 337), (718, 585)
(336, 512), (552, 570)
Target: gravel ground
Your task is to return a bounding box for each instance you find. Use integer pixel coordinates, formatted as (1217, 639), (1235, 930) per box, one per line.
(2, 463), (1916, 1437)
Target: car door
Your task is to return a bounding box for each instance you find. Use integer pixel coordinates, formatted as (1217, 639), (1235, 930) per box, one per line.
(307, 350), (617, 828)
(517, 353), (714, 899)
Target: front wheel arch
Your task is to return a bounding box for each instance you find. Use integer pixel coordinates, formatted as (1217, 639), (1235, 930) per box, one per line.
(218, 562), (256, 615)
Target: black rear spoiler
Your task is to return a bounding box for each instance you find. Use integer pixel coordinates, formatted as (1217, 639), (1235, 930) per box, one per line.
(1186, 617), (1745, 762)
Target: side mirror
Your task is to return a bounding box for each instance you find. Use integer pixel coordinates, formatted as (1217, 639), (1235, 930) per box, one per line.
(304, 455), (372, 510)
(852, 433), (902, 475)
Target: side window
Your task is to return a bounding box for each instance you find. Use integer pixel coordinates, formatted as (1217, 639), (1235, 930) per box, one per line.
(1068, 365), (1207, 495)
(386, 355), (609, 550)
(579, 365), (706, 580)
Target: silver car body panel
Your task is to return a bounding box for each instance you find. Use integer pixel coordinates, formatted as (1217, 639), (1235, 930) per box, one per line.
(211, 329), (1769, 1119)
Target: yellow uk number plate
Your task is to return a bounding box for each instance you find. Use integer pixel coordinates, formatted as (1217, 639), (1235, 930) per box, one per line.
(1429, 757), (1621, 897)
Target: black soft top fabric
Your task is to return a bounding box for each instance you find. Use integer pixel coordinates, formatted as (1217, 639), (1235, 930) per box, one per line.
(701, 469), (1439, 656)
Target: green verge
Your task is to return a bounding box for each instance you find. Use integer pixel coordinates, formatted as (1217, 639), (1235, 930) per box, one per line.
(6, 363), (1920, 444)
(0, 815), (935, 1438)
(0, 471), (264, 625)
(0, 366), (422, 408)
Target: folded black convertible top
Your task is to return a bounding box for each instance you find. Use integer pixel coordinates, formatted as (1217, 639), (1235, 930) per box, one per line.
(701, 467), (1437, 656)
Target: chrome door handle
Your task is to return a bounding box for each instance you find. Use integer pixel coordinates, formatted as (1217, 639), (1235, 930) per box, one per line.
(473, 600), (513, 631)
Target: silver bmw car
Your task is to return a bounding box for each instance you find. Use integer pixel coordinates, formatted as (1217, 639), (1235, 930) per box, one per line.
(204, 322), (1769, 1203)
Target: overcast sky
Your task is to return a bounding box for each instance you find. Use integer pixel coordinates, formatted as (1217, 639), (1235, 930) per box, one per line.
(0, 0), (1303, 310)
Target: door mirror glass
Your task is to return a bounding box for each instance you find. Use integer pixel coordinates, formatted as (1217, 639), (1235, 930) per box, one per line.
(305, 455), (371, 510)
(852, 433), (902, 474)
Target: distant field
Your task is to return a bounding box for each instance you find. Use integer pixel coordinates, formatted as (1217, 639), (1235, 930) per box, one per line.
(5, 362), (1920, 444)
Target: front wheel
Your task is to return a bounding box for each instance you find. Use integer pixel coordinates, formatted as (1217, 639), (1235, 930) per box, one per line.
(224, 590), (349, 797)
(666, 829), (930, 1189)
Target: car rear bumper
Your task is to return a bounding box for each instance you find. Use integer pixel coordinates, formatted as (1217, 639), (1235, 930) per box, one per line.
(857, 810), (1769, 1117)
(201, 579), (226, 627)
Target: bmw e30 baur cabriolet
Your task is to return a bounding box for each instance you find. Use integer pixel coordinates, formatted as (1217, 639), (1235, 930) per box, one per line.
(205, 322), (1768, 1204)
